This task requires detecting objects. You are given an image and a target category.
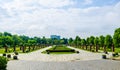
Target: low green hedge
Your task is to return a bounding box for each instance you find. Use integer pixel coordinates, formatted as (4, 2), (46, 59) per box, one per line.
(0, 56), (8, 70)
(46, 49), (75, 52)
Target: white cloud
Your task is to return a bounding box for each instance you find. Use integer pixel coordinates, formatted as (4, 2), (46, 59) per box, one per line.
(83, 0), (93, 5)
(37, 0), (74, 8)
(0, 0), (120, 38)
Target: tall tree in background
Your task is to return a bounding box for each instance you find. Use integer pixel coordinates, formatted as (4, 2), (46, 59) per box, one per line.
(68, 38), (73, 46)
(104, 35), (113, 52)
(12, 35), (23, 52)
(94, 37), (99, 52)
(74, 36), (81, 47)
(86, 37), (90, 50)
(99, 35), (105, 50)
(89, 36), (95, 51)
(113, 28), (120, 52)
(1, 36), (13, 52)
(81, 39), (86, 49)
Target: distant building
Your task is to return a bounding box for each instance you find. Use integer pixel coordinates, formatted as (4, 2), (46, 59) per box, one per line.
(50, 35), (60, 40)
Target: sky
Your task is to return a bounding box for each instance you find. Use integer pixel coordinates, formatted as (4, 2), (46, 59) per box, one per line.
(0, 0), (120, 38)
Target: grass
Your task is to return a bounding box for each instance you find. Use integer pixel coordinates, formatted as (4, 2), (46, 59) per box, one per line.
(115, 48), (120, 53)
(49, 46), (72, 50)
(49, 52), (75, 54)
(0, 46), (45, 54)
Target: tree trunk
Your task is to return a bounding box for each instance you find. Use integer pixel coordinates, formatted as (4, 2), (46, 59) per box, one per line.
(90, 45), (92, 51)
(96, 45), (98, 52)
(5, 45), (8, 52)
(29, 46), (31, 51)
(111, 44), (115, 52)
(22, 46), (25, 53)
(32, 46), (35, 50)
(103, 45), (106, 52)
(86, 45), (87, 50)
(13, 46), (16, 52)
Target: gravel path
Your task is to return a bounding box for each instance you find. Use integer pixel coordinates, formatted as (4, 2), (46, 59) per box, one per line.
(7, 60), (120, 70)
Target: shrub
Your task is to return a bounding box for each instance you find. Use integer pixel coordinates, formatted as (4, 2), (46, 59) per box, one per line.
(91, 50), (94, 52)
(112, 53), (116, 57)
(0, 56), (8, 70)
(47, 51), (50, 54)
(104, 51), (108, 54)
(14, 52), (19, 55)
(13, 56), (18, 60)
(102, 55), (107, 59)
(26, 50), (29, 53)
(46, 49), (75, 52)
(7, 54), (11, 58)
(76, 51), (79, 54)
(115, 52), (119, 56)
(3, 53), (6, 57)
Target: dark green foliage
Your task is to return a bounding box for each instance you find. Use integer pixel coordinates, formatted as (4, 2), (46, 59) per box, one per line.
(0, 56), (8, 70)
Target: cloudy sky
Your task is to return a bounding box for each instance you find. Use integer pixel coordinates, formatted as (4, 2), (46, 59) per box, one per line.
(0, 0), (120, 38)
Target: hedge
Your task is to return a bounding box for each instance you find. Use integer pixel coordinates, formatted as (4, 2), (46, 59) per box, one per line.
(46, 49), (75, 52)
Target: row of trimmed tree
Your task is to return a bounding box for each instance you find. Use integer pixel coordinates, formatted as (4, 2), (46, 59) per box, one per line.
(0, 32), (68, 53)
(68, 28), (120, 52)
(0, 28), (120, 53)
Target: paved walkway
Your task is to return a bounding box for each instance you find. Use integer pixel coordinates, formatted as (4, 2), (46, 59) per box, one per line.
(7, 60), (120, 70)
(17, 46), (112, 62)
(6, 46), (120, 70)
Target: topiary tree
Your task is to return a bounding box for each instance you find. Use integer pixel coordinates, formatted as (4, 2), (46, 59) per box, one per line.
(104, 35), (113, 52)
(89, 36), (95, 51)
(99, 35), (105, 50)
(94, 37), (99, 52)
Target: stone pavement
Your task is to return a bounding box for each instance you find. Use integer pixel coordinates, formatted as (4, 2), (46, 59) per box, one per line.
(7, 60), (120, 70)
(5, 46), (120, 70)
(17, 46), (113, 62)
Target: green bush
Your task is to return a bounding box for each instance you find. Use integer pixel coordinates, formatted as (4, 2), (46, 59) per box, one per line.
(0, 56), (8, 70)
(46, 49), (75, 52)
(13, 56), (18, 60)
(14, 52), (19, 55)
(76, 51), (79, 54)
(102, 55), (107, 59)
(7, 54), (11, 58)
(2, 53), (6, 57)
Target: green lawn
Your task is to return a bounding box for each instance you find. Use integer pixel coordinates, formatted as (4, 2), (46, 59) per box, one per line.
(0, 46), (44, 54)
(0, 47), (21, 54)
(115, 48), (120, 53)
(49, 46), (72, 50)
